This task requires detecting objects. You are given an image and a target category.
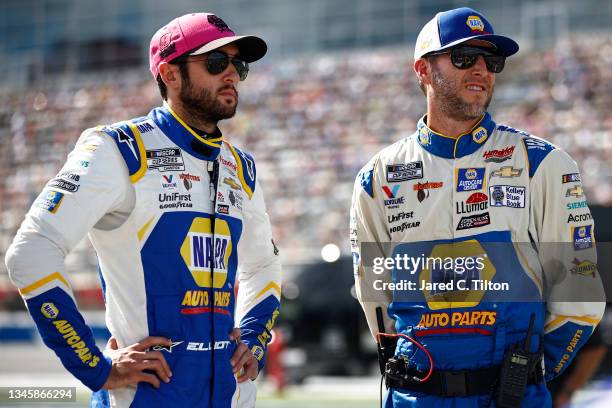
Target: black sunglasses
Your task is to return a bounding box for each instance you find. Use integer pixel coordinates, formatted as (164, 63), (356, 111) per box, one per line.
(427, 46), (506, 73)
(189, 51), (249, 81)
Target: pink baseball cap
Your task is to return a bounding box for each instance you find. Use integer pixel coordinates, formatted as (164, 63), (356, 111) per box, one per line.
(149, 13), (267, 78)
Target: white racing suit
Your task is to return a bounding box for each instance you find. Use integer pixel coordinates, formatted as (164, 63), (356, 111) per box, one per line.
(350, 112), (605, 407)
(6, 105), (281, 408)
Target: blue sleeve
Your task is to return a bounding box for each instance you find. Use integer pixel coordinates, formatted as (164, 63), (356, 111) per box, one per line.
(26, 287), (112, 390)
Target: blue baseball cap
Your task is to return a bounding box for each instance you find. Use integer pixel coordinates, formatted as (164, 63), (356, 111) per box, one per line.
(414, 7), (519, 60)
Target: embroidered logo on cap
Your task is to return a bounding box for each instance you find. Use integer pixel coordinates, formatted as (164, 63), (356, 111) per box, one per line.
(208, 15), (232, 32)
(466, 16), (485, 32)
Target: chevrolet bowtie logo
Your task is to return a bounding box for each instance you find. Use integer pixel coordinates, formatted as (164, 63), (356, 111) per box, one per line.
(566, 185), (584, 198)
(490, 166), (522, 178)
(151, 341), (184, 353)
(223, 177), (241, 190)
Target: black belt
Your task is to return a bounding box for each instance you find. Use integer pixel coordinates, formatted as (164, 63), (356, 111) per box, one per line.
(385, 359), (543, 397)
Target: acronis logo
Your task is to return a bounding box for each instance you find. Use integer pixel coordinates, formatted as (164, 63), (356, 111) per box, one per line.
(180, 217), (233, 288)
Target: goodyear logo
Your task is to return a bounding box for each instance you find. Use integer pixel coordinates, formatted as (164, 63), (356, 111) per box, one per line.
(180, 218), (232, 288)
(466, 16), (485, 32)
(472, 126), (487, 143)
(41, 303), (58, 319)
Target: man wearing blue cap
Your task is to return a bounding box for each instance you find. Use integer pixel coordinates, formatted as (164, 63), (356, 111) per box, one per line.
(350, 7), (604, 407)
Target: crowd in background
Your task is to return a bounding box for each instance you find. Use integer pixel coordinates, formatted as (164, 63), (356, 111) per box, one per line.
(0, 34), (611, 288)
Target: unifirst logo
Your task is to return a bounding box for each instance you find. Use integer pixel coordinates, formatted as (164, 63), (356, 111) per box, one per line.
(466, 16), (485, 32)
(180, 217), (233, 288)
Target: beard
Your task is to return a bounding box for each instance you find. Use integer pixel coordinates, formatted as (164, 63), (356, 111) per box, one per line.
(430, 65), (493, 122)
(179, 77), (238, 125)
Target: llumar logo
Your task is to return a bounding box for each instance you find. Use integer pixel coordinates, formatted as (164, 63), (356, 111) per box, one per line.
(180, 217), (233, 288)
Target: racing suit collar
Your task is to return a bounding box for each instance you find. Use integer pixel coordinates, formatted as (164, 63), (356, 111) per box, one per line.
(149, 104), (223, 161)
(415, 112), (495, 159)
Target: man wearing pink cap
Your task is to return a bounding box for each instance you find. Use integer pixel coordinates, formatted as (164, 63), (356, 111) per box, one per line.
(6, 13), (281, 408)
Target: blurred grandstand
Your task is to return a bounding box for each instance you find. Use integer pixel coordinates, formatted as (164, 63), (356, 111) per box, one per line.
(0, 1), (611, 402)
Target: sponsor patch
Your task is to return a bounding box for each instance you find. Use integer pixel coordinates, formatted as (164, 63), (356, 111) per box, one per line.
(466, 15), (485, 32)
(457, 213), (490, 230)
(217, 204), (229, 215)
(252, 346), (265, 361)
(566, 185), (584, 199)
(566, 200), (588, 210)
(524, 138), (550, 151)
(48, 178), (79, 193)
(456, 192), (488, 214)
(228, 190), (243, 210)
(570, 258), (597, 278)
(490, 166), (522, 179)
(489, 185), (526, 208)
(161, 174), (178, 190)
(413, 181), (443, 202)
(456, 168), (485, 192)
(35, 190), (64, 213)
(386, 162), (423, 182)
(146, 148), (185, 172)
(151, 341), (184, 353)
(418, 127), (431, 145)
(158, 192), (193, 209)
(483, 146), (514, 163)
(567, 212), (592, 223)
(41, 303), (58, 319)
(136, 122), (155, 134)
(388, 211), (415, 224)
(572, 225), (593, 250)
(223, 177), (241, 190)
(472, 126), (487, 143)
(382, 185), (404, 208)
(562, 173), (581, 184)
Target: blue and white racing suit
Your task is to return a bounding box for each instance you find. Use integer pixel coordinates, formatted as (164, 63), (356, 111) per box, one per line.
(6, 104), (282, 407)
(350, 112), (605, 407)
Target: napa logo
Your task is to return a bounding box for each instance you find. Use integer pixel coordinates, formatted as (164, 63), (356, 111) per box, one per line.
(418, 126), (431, 145)
(472, 126), (487, 143)
(466, 16), (485, 32)
(180, 218), (232, 288)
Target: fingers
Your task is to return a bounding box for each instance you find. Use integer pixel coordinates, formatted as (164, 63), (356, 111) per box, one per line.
(136, 372), (161, 389)
(131, 336), (172, 352)
(237, 358), (258, 383)
(229, 328), (241, 342)
(132, 351), (172, 382)
(230, 342), (250, 372)
(107, 337), (118, 350)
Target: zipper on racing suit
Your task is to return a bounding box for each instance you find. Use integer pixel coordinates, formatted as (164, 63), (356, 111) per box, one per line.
(207, 159), (219, 406)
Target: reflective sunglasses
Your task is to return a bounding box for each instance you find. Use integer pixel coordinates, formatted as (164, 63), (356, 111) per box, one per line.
(190, 51), (250, 81)
(428, 46), (506, 73)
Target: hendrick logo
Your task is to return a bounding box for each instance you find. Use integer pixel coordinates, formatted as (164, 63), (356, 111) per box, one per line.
(483, 146), (514, 163)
